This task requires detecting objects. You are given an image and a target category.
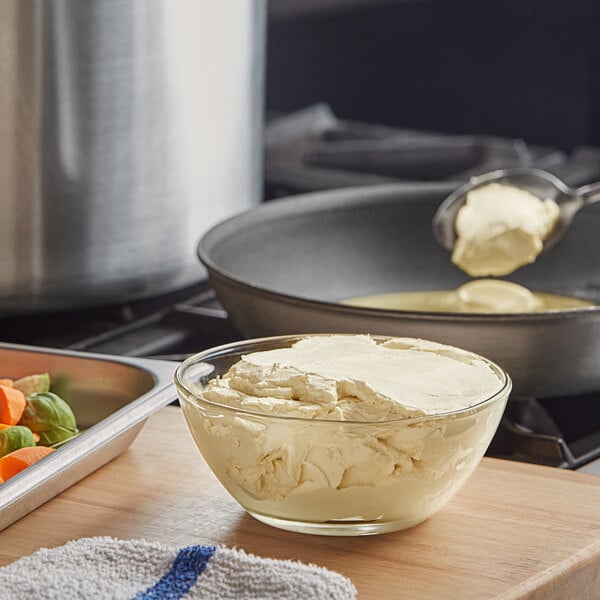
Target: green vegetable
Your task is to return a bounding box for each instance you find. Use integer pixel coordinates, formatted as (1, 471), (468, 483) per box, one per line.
(0, 426), (36, 458)
(36, 427), (77, 446)
(19, 392), (79, 446)
(48, 430), (83, 449)
(13, 373), (51, 397)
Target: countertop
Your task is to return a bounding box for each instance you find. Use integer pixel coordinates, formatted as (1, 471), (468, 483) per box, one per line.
(1, 406), (600, 599)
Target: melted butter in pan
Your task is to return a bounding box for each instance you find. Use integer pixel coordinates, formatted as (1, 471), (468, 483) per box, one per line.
(343, 279), (595, 314)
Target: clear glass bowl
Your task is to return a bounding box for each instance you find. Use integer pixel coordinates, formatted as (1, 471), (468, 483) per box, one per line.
(175, 335), (511, 536)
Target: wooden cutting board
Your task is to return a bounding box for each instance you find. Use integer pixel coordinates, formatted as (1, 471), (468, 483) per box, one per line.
(1, 406), (599, 599)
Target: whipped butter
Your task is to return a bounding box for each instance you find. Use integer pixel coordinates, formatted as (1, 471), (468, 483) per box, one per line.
(182, 335), (508, 530)
(202, 335), (503, 418)
(452, 183), (560, 276)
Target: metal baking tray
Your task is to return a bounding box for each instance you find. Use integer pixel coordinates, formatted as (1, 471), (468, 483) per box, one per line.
(0, 342), (177, 531)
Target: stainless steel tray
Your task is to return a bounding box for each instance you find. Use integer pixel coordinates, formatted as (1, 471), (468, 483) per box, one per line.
(0, 342), (177, 531)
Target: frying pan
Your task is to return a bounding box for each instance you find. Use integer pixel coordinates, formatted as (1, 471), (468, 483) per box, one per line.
(198, 182), (600, 398)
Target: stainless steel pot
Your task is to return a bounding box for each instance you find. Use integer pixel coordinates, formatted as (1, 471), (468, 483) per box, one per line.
(198, 183), (600, 398)
(0, 0), (265, 313)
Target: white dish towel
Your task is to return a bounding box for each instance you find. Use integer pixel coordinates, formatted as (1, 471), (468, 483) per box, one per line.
(0, 536), (356, 600)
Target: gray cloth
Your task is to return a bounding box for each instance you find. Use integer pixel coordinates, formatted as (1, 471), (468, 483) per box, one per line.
(0, 536), (356, 600)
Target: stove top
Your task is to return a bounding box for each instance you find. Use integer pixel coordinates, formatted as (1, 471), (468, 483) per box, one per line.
(489, 395), (600, 471)
(264, 104), (600, 198)
(0, 281), (238, 360)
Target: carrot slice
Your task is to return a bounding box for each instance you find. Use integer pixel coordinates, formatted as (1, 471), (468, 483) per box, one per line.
(0, 379), (13, 387)
(0, 446), (54, 480)
(0, 423), (11, 431)
(0, 385), (26, 426)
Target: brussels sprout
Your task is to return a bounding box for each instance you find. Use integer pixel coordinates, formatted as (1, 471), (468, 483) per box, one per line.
(13, 373), (51, 397)
(0, 426), (36, 458)
(36, 427), (78, 447)
(20, 392), (78, 442)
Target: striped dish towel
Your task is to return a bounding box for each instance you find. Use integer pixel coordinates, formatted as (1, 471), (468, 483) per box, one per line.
(0, 537), (356, 600)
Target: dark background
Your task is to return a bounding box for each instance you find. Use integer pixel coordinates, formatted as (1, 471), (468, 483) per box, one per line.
(266, 0), (599, 152)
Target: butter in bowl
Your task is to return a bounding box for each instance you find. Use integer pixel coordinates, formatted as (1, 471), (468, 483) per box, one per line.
(175, 334), (511, 536)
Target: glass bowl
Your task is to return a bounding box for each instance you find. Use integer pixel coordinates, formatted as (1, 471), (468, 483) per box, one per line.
(175, 334), (511, 536)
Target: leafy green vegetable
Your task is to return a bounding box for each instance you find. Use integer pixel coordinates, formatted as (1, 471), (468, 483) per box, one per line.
(0, 426), (36, 458)
(13, 373), (51, 397)
(19, 392), (79, 446)
(49, 430), (83, 449)
(36, 426), (78, 446)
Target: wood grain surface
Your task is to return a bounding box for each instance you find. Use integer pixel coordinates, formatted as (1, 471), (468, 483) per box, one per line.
(1, 406), (600, 599)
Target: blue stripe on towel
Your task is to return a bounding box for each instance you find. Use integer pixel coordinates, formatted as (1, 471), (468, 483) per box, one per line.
(133, 545), (216, 600)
